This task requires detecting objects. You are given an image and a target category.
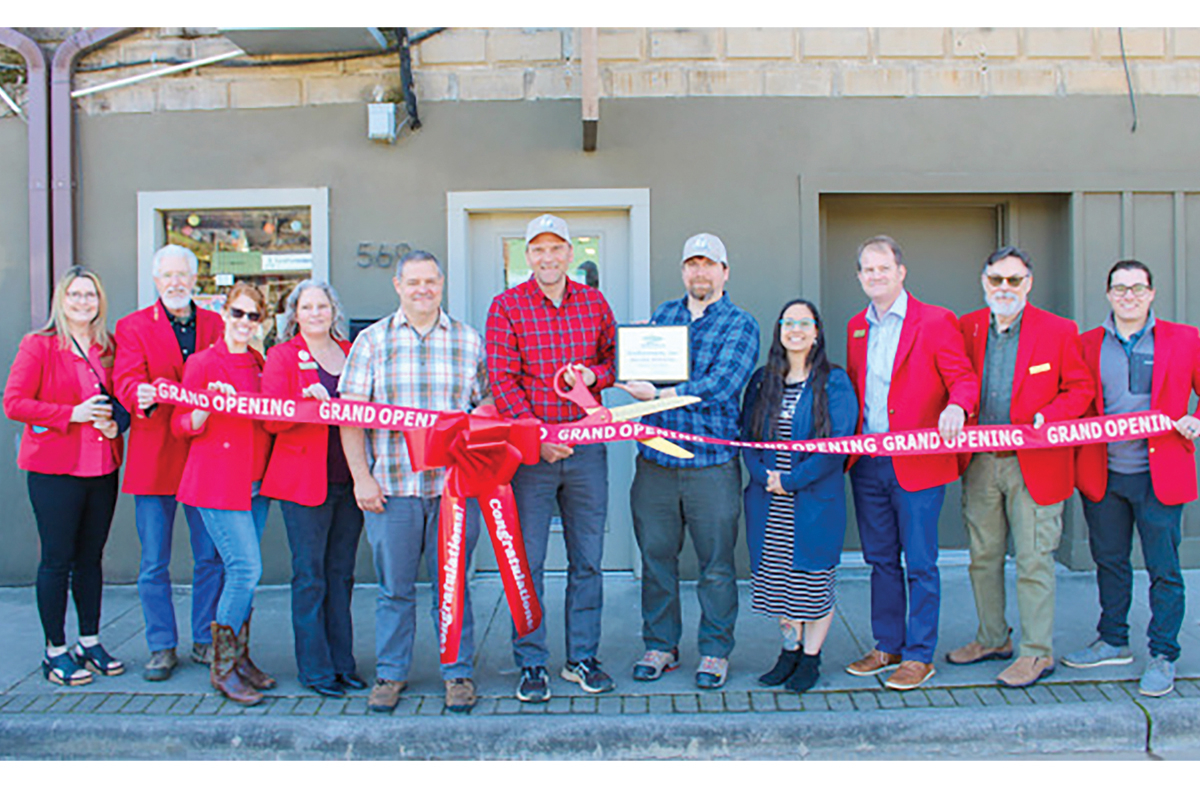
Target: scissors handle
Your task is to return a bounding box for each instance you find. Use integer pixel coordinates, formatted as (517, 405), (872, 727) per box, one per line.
(552, 365), (602, 412)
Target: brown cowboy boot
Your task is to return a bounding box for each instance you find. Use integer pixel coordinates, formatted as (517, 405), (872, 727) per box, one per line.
(210, 622), (262, 706)
(235, 613), (276, 691)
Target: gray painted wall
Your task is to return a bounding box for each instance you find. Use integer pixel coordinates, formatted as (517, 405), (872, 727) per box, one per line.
(3, 94), (1200, 584)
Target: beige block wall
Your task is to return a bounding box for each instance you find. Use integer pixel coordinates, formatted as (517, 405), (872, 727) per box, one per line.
(60, 27), (1200, 116)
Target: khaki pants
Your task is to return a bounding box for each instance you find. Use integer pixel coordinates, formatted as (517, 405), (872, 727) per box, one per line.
(961, 454), (1063, 658)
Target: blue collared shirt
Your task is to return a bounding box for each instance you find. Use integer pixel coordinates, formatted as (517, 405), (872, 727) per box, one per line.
(863, 290), (908, 434)
(638, 293), (760, 468)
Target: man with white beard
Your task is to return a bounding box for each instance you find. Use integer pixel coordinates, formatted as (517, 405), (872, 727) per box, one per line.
(946, 246), (1093, 688)
(114, 244), (225, 681)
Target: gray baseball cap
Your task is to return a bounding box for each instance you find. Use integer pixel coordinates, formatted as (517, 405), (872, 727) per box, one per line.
(681, 233), (727, 266)
(525, 214), (571, 245)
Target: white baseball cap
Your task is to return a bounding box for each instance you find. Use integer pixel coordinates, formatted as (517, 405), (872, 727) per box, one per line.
(525, 214), (571, 245)
(681, 233), (727, 266)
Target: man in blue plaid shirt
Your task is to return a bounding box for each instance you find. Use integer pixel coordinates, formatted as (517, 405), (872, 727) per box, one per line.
(619, 233), (760, 690)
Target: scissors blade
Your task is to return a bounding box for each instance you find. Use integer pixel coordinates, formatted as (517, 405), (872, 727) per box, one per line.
(638, 436), (694, 459)
(607, 394), (701, 422)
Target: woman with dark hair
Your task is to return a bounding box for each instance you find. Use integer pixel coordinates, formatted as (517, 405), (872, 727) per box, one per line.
(740, 299), (858, 693)
(4, 267), (126, 685)
(261, 280), (364, 697)
(173, 281), (276, 705)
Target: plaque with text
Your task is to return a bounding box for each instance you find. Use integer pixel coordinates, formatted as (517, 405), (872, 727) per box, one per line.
(617, 325), (690, 383)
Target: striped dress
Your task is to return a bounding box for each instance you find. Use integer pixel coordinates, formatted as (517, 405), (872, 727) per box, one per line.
(750, 381), (837, 621)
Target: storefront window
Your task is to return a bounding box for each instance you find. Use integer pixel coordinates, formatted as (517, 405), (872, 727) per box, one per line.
(503, 235), (602, 290)
(163, 206), (312, 347)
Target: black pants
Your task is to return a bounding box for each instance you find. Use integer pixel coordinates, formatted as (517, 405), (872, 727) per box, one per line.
(27, 471), (119, 647)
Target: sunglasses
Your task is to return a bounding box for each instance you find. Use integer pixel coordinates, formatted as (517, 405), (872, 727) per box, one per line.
(228, 307), (263, 322)
(984, 274), (1028, 288)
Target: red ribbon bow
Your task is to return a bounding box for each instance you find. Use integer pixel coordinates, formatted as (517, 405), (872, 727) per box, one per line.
(408, 407), (543, 664)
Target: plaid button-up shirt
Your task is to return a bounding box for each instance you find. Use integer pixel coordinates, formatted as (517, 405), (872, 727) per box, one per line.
(339, 309), (488, 498)
(638, 293), (760, 469)
(486, 277), (617, 424)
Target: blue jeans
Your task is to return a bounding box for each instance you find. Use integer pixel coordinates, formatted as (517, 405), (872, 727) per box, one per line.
(631, 456), (741, 659)
(195, 488), (270, 630)
(510, 443), (608, 668)
(363, 496), (481, 682)
(134, 494), (224, 650)
(1081, 470), (1186, 662)
(850, 456), (946, 663)
(280, 483), (363, 686)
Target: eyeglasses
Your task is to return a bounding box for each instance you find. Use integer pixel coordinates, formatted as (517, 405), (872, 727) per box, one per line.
(1108, 284), (1151, 298)
(984, 274), (1028, 288)
(779, 319), (816, 331)
(228, 307), (263, 322)
(66, 290), (99, 302)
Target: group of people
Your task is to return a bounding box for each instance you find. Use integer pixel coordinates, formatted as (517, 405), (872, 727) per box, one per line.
(4, 215), (1197, 715)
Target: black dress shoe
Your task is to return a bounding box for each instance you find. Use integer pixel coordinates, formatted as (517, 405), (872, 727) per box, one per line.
(337, 673), (368, 691)
(305, 680), (345, 698)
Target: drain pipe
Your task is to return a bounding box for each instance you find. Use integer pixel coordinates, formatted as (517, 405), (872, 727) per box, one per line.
(0, 28), (50, 325)
(50, 27), (134, 280)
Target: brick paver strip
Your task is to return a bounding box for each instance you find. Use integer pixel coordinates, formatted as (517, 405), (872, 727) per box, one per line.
(265, 697), (300, 716)
(826, 693), (854, 712)
(1073, 684), (1108, 703)
(749, 691), (777, 712)
(775, 692), (801, 711)
(948, 688), (982, 707)
(217, 700), (245, 715)
(925, 689), (956, 708)
(1004, 689), (1033, 705)
(95, 694), (132, 714)
(901, 690), (932, 708)
(597, 696), (621, 715)
(341, 698), (369, 716)
(673, 694), (699, 713)
(21, 694), (60, 713)
(47, 693), (88, 714)
(292, 697), (322, 716)
(546, 697), (572, 714)
(316, 698), (348, 716)
(1046, 684), (1083, 703)
(415, 697), (442, 716)
(1023, 685), (1055, 704)
(873, 690), (903, 709)
(69, 694), (108, 714)
(120, 695), (155, 714)
(697, 692), (723, 712)
(724, 691), (751, 712)
(142, 695), (179, 714)
(1174, 680), (1200, 699)
(494, 698), (521, 714)
(519, 700), (548, 713)
(648, 695), (673, 714)
(570, 697), (597, 713)
(194, 696), (225, 715)
(623, 696), (649, 714)
(975, 687), (1008, 707)
(167, 694), (203, 715)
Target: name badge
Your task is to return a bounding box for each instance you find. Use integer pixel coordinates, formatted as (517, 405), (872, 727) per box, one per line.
(852, 329), (866, 339)
(1029, 363), (1051, 375)
(299, 362), (318, 371)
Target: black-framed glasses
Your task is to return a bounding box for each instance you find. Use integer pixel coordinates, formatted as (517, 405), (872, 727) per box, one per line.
(228, 307), (263, 322)
(985, 274), (1028, 288)
(1108, 284), (1151, 298)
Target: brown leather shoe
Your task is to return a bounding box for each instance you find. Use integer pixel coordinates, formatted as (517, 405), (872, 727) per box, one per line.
(884, 660), (936, 690)
(209, 622), (262, 706)
(946, 636), (1014, 665)
(444, 677), (477, 713)
(235, 614), (276, 691)
(996, 656), (1055, 688)
(845, 649), (902, 676)
(368, 678), (408, 713)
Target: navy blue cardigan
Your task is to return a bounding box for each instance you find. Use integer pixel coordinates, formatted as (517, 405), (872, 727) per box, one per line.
(739, 365), (858, 572)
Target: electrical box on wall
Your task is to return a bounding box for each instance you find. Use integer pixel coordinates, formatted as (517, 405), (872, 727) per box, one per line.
(368, 103), (397, 143)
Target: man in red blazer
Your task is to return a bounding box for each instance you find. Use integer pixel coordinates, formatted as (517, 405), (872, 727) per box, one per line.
(844, 235), (979, 690)
(113, 244), (224, 682)
(946, 246), (1093, 689)
(1063, 259), (1200, 698)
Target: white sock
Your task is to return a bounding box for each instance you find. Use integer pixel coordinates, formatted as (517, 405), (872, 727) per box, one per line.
(79, 635), (100, 648)
(47, 644), (69, 658)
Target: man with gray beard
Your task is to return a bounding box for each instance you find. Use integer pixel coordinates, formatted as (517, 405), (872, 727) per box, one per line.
(947, 246), (1093, 688)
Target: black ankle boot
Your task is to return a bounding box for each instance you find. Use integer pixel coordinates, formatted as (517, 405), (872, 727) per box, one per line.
(785, 652), (821, 693)
(758, 648), (802, 686)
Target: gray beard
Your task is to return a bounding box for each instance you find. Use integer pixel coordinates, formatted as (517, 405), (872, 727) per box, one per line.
(160, 294), (192, 312)
(986, 294), (1025, 319)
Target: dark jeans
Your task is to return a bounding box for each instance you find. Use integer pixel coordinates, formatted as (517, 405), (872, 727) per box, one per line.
(27, 471), (119, 647)
(631, 456), (742, 659)
(510, 443), (608, 668)
(280, 483), (364, 686)
(850, 456), (945, 664)
(1081, 470), (1185, 661)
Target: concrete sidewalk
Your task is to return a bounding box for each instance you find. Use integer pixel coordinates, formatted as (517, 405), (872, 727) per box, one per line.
(1, 563), (1198, 759)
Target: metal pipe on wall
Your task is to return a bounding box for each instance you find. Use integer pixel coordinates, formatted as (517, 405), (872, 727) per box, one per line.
(49, 27), (134, 281)
(0, 28), (50, 326)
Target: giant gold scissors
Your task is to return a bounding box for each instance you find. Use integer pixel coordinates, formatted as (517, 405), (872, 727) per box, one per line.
(553, 365), (698, 459)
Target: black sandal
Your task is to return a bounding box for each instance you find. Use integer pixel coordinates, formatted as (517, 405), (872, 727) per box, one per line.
(43, 651), (93, 686)
(73, 642), (125, 676)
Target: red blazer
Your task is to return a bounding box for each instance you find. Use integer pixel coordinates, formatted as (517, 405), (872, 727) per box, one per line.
(113, 301), (222, 495)
(846, 292), (980, 492)
(260, 335), (352, 506)
(3, 332), (124, 474)
(1075, 318), (1200, 506)
(172, 339), (272, 511)
(958, 304), (1094, 505)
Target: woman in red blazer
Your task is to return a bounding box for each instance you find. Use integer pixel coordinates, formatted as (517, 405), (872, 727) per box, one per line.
(172, 282), (276, 706)
(3, 268), (125, 687)
(261, 280), (363, 698)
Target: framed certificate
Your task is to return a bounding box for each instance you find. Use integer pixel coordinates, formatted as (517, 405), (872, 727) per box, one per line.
(617, 324), (690, 383)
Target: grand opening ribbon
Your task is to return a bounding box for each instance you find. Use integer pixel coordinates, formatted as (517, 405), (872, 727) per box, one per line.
(406, 407), (543, 665)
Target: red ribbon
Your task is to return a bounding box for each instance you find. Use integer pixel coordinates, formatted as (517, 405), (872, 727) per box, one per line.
(407, 407), (543, 665)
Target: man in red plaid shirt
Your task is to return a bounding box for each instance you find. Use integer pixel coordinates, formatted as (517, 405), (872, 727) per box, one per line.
(486, 213), (617, 703)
